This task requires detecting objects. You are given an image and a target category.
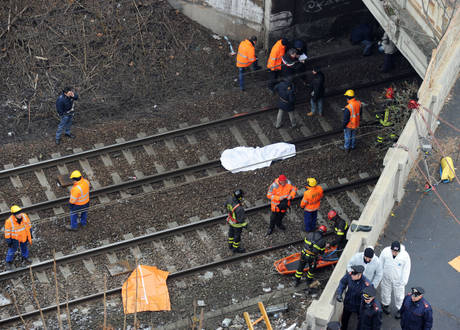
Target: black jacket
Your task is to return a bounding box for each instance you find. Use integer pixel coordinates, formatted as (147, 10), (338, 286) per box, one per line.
(337, 273), (372, 312)
(311, 71), (325, 101)
(274, 81), (296, 112)
(359, 298), (382, 330)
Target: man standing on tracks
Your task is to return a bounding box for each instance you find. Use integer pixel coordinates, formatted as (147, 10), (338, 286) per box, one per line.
(4, 205), (32, 270)
(300, 178), (324, 232)
(266, 174), (297, 235)
(267, 38), (289, 91)
(347, 247), (383, 289)
(225, 189), (248, 253)
(294, 225), (328, 287)
(236, 36), (261, 91)
(56, 86), (78, 145)
(307, 67), (325, 116)
(336, 265), (372, 330)
(328, 210), (349, 252)
(67, 170), (90, 231)
(400, 287), (433, 330)
(380, 241), (411, 319)
(274, 79), (296, 128)
(341, 89), (362, 153)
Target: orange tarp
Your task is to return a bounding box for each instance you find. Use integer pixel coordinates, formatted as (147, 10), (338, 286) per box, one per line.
(122, 265), (171, 314)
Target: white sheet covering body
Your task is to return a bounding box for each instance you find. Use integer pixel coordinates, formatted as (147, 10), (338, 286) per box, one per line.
(220, 142), (296, 173)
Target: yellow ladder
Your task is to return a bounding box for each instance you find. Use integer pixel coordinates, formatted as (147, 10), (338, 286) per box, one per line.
(243, 302), (273, 330)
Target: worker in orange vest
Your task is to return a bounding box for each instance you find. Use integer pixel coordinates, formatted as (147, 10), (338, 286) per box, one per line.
(267, 38), (289, 91)
(4, 205), (32, 270)
(266, 174), (297, 235)
(236, 36), (261, 91)
(300, 178), (324, 232)
(68, 170), (90, 231)
(341, 89), (362, 152)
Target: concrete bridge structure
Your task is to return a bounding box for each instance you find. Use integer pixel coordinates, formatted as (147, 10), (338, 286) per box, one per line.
(168, 0), (459, 328)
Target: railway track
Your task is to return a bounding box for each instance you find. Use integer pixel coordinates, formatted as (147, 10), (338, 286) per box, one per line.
(0, 71), (414, 221)
(0, 175), (377, 326)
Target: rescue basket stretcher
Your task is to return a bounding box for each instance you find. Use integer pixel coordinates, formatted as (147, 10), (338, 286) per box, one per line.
(273, 246), (339, 275)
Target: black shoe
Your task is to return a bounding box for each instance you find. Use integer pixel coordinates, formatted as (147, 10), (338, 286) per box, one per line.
(339, 146), (350, 153)
(295, 278), (301, 287)
(395, 310), (401, 319)
(66, 225), (78, 232)
(278, 224), (286, 231)
(65, 133), (75, 138)
(56, 139), (60, 145)
(22, 257), (32, 264)
(382, 305), (390, 315)
(266, 228), (274, 236)
(5, 262), (14, 271)
(228, 243), (234, 251)
(233, 247), (246, 253)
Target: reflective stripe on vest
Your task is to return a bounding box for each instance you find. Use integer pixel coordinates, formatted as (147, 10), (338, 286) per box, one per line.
(227, 203), (240, 224)
(346, 101), (361, 129)
(303, 237), (325, 256)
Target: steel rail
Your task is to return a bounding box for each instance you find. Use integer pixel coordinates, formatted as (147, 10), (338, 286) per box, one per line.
(0, 71), (415, 179)
(0, 174), (378, 281)
(0, 121), (377, 219)
(0, 236), (333, 325)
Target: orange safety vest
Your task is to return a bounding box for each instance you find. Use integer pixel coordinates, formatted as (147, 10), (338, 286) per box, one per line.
(300, 186), (324, 212)
(346, 98), (361, 129)
(267, 178), (298, 212)
(267, 39), (286, 71)
(69, 178), (90, 205)
(4, 213), (32, 244)
(236, 39), (256, 68)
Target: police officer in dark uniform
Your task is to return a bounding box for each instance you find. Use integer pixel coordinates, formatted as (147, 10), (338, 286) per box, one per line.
(328, 210), (349, 252)
(225, 189), (247, 253)
(336, 265), (372, 330)
(294, 225), (329, 287)
(358, 286), (382, 330)
(400, 287), (433, 330)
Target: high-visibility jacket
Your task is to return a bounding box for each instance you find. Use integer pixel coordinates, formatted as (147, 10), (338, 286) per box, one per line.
(226, 195), (247, 228)
(346, 98), (361, 129)
(301, 231), (326, 257)
(4, 213), (32, 244)
(236, 39), (256, 68)
(267, 178), (297, 212)
(267, 39), (286, 71)
(69, 177), (90, 205)
(300, 185), (324, 212)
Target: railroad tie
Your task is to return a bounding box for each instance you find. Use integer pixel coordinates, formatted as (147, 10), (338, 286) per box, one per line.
(123, 233), (142, 260)
(248, 120), (270, 146)
(199, 155), (217, 176)
(179, 123), (198, 145)
(19, 196), (39, 221)
(55, 251), (73, 279)
(0, 199), (9, 212)
(94, 143), (114, 167)
(176, 160), (195, 182)
(338, 177), (365, 211)
(317, 116), (333, 132)
(115, 138), (136, 165)
(51, 152), (70, 175)
(153, 162), (174, 187)
(167, 222), (198, 267)
(137, 132), (156, 156)
(4, 163), (23, 188)
(158, 127), (177, 152)
(229, 125), (248, 146)
(200, 117), (219, 141)
(293, 112), (313, 136)
(189, 216), (222, 261)
(324, 194), (350, 222)
(148, 227), (177, 272)
(277, 127), (293, 142)
(359, 172), (375, 193)
(110, 173), (131, 199)
(133, 170), (153, 192)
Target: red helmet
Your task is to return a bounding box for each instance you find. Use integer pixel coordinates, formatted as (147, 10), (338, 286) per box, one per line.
(318, 225), (327, 233)
(327, 210), (337, 220)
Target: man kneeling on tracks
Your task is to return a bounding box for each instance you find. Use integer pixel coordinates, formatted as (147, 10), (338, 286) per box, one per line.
(5, 205), (32, 270)
(225, 189), (248, 253)
(294, 225), (329, 287)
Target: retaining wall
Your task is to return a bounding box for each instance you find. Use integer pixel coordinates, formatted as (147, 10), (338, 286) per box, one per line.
(305, 8), (460, 329)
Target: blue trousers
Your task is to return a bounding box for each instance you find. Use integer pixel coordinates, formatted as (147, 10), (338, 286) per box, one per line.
(70, 203), (89, 229)
(56, 114), (73, 141)
(6, 240), (29, 262)
(304, 210), (318, 232)
(311, 98), (323, 115)
(238, 61), (259, 91)
(344, 128), (357, 150)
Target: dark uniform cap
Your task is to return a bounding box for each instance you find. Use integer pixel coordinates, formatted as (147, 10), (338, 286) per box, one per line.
(351, 265), (365, 274)
(362, 286), (377, 299)
(391, 241), (400, 251)
(411, 287), (425, 296)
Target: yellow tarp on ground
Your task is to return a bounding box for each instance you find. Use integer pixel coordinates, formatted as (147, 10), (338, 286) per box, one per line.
(122, 265), (171, 314)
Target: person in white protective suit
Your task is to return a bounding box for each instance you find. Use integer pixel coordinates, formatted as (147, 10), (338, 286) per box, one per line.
(380, 241), (411, 319)
(346, 247), (383, 288)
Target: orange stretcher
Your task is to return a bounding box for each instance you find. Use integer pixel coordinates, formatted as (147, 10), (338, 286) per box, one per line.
(274, 247), (340, 275)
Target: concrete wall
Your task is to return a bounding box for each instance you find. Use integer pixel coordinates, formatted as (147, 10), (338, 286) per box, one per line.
(167, 0), (264, 41)
(305, 8), (460, 329)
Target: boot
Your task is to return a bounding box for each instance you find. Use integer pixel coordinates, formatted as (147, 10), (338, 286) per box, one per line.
(295, 277), (301, 287)
(228, 243), (234, 251)
(382, 305), (390, 315)
(307, 112), (314, 116)
(65, 225), (78, 232)
(22, 257), (32, 264)
(266, 227), (274, 236)
(5, 262), (14, 271)
(233, 247), (246, 253)
(278, 223), (286, 231)
(395, 310), (401, 319)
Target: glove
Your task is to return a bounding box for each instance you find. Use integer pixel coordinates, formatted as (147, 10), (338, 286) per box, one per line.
(6, 239), (13, 248)
(336, 295), (343, 303)
(278, 199), (289, 211)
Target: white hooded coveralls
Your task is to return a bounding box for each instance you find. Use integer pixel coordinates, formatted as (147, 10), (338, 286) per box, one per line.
(380, 244), (411, 309)
(346, 252), (383, 288)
